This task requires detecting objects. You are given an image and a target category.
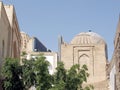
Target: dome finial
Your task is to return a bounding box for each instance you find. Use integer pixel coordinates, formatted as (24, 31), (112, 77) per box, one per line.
(89, 30), (92, 32)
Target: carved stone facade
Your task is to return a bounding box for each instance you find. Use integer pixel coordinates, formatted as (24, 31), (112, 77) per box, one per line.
(4, 5), (21, 58)
(114, 18), (120, 90)
(0, 2), (11, 62)
(60, 32), (109, 90)
(21, 32), (47, 54)
(0, 1), (21, 60)
(0, 2), (21, 90)
(21, 32), (30, 52)
(107, 18), (120, 90)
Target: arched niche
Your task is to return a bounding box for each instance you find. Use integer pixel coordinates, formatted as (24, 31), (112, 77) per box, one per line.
(79, 54), (89, 69)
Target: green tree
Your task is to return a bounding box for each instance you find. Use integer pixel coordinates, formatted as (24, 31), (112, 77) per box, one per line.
(2, 58), (24, 90)
(50, 62), (66, 90)
(51, 62), (94, 90)
(22, 59), (36, 90)
(34, 55), (52, 90)
(21, 51), (27, 56)
(1, 56), (93, 90)
(66, 64), (92, 90)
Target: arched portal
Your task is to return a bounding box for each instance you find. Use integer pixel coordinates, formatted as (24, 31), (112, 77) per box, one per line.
(79, 54), (89, 69)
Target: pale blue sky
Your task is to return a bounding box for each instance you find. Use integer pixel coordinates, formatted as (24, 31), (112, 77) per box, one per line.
(3, 0), (120, 60)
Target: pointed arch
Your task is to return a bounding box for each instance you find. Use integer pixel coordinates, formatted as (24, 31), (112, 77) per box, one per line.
(79, 54), (89, 68)
(79, 54), (89, 58)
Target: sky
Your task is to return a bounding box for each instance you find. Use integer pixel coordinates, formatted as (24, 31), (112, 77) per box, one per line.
(2, 0), (120, 60)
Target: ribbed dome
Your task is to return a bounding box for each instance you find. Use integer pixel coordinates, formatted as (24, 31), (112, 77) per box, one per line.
(70, 32), (106, 45)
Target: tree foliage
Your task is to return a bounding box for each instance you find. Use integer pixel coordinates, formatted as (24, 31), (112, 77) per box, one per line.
(51, 62), (93, 90)
(1, 55), (93, 90)
(2, 58), (23, 90)
(34, 56), (52, 90)
(50, 62), (66, 90)
(22, 59), (36, 90)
